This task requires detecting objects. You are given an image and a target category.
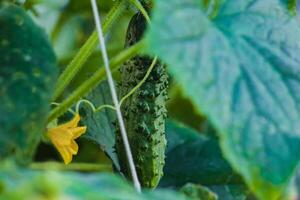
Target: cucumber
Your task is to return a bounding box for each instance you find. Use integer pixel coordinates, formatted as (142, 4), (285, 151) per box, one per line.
(115, 11), (168, 188)
(0, 3), (57, 163)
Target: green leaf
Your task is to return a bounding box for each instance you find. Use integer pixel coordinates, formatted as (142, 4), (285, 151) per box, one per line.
(80, 82), (119, 170)
(161, 121), (242, 187)
(209, 185), (252, 200)
(165, 120), (201, 154)
(162, 121), (251, 200)
(145, 1), (300, 199)
(0, 163), (189, 200)
(0, 3), (57, 163)
(180, 183), (218, 200)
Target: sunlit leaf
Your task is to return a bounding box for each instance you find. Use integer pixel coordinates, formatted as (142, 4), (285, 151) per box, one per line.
(146, 0), (300, 198)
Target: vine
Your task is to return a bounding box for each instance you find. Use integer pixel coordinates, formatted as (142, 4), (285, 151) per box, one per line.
(53, 0), (126, 100)
(47, 40), (145, 123)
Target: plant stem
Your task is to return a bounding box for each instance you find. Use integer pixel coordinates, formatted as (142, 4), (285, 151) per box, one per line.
(48, 40), (145, 123)
(53, 0), (126, 100)
(30, 162), (112, 172)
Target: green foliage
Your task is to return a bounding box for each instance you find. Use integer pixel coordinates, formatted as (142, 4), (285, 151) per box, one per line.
(161, 121), (241, 187)
(210, 185), (252, 200)
(145, 0), (300, 199)
(164, 120), (201, 153)
(0, 163), (189, 200)
(116, 11), (168, 188)
(180, 183), (217, 200)
(80, 82), (119, 170)
(0, 3), (57, 163)
(162, 121), (251, 199)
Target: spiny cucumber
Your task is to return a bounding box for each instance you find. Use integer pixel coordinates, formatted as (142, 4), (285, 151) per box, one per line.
(115, 11), (168, 188)
(0, 3), (57, 163)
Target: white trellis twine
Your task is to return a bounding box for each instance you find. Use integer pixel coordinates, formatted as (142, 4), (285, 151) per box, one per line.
(90, 0), (142, 192)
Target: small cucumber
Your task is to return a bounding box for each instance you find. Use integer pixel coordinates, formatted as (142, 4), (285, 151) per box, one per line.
(0, 3), (57, 163)
(116, 11), (168, 188)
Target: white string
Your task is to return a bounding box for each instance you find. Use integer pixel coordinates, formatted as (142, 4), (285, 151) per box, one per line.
(90, 0), (141, 192)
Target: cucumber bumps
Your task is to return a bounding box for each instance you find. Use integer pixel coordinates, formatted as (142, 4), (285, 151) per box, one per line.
(0, 3), (57, 163)
(116, 11), (168, 188)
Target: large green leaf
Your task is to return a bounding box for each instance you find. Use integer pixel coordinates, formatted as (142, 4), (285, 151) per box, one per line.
(145, 0), (300, 199)
(0, 162), (188, 200)
(161, 121), (241, 187)
(80, 82), (119, 169)
(0, 3), (57, 163)
(162, 121), (250, 200)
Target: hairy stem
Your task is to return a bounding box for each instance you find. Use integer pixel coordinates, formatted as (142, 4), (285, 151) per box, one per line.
(48, 40), (145, 123)
(53, 0), (126, 100)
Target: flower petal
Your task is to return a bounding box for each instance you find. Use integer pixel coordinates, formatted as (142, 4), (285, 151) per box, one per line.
(47, 114), (86, 165)
(59, 114), (81, 129)
(71, 126), (87, 139)
(58, 146), (72, 165)
(69, 140), (79, 155)
(48, 129), (73, 146)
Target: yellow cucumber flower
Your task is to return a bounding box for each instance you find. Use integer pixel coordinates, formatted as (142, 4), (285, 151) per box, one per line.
(47, 114), (86, 164)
